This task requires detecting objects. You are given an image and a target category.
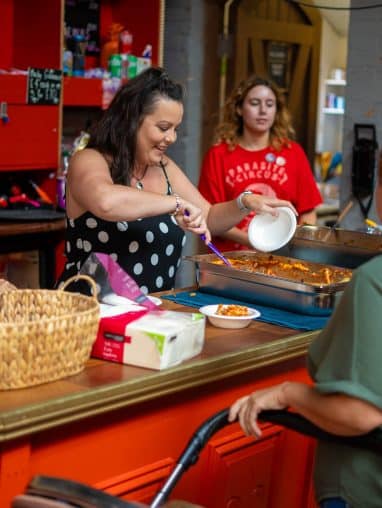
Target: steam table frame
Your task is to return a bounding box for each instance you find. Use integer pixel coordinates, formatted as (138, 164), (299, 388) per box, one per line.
(0, 218), (66, 288)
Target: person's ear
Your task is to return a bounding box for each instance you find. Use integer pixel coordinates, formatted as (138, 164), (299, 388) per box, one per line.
(236, 106), (242, 117)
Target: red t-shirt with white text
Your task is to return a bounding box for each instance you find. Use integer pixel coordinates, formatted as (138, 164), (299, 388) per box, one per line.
(198, 141), (322, 251)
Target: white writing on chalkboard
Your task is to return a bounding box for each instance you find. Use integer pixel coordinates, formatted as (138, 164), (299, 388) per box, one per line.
(27, 68), (62, 105)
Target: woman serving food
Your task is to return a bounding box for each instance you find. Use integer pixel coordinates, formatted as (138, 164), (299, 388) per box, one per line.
(57, 67), (296, 294)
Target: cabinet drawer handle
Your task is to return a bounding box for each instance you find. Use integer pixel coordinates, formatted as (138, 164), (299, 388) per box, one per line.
(0, 102), (9, 124)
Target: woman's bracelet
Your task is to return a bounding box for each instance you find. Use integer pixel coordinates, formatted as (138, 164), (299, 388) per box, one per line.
(236, 190), (253, 212)
(170, 193), (181, 216)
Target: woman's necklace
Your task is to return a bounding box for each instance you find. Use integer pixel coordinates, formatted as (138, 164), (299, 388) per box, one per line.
(133, 165), (149, 190)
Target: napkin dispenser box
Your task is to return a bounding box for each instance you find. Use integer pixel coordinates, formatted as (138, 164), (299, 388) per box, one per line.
(92, 308), (206, 370)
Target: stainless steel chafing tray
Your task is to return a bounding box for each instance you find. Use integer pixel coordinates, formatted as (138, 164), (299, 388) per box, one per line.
(185, 251), (351, 316)
(275, 225), (382, 269)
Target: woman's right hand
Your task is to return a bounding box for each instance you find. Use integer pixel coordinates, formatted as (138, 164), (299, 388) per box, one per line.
(244, 193), (297, 217)
(175, 198), (212, 243)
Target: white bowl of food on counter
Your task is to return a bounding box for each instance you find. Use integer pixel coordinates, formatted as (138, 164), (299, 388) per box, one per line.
(199, 304), (261, 329)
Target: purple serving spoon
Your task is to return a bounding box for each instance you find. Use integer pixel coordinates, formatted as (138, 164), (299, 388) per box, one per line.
(200, 233), (232, 267)
(183, 210), (231, 266)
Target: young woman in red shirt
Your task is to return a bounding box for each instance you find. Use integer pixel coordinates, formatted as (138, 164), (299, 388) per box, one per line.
(199, 75), (322, 251)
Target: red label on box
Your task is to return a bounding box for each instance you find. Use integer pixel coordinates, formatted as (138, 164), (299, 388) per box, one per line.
(92, 310), (148, 363)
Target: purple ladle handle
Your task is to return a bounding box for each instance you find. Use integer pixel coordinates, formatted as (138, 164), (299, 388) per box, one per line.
(184, 209), (232, 267)
(200, 234), (232, 267)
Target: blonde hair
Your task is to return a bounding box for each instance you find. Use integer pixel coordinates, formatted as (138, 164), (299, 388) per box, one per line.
(215, 75), (295, 151)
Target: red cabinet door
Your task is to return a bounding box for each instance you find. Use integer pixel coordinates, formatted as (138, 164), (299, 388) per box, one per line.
(197, 424), (316, 508)
(0, 104), (59, 170)
(198, 426), (282, 508)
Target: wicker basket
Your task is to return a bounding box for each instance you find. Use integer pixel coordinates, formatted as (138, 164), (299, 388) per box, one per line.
(0, 275), (100, 390)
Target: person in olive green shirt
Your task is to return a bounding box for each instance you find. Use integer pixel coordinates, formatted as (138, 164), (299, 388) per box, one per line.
(229, 180), (382, 507)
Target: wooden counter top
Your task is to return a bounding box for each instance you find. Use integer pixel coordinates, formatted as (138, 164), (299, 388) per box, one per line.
(0, 298), (319, 442)
(0, 218), (66, 237)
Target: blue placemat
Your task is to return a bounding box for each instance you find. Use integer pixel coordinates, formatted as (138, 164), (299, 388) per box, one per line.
(163, 290), (330, 331)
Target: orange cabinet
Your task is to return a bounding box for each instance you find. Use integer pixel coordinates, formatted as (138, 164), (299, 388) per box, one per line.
(0, 312), (319, 508)
(89, 424), (315, 508)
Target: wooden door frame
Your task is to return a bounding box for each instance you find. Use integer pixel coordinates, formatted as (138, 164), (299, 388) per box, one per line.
(234, 1), (321, 164)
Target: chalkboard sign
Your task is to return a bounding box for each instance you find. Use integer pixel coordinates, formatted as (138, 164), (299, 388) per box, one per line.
(27, 68), (62, 105)
(65, 0), (101, 55)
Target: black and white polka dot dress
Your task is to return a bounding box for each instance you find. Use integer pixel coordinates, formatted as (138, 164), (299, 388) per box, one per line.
(59, 212), (186, 294)
(58, 163), (186, 295)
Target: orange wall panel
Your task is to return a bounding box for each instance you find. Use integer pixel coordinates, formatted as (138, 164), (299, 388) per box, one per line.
(0, 364), (315, 508)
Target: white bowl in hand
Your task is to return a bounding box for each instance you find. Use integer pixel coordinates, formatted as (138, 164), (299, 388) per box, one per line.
(199, 304), (261, 329)
(248, 206), (297, 252)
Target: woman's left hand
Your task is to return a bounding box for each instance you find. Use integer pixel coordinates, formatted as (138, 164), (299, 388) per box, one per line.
(244, 194), (298, 217)
(228, 383), (289, 438)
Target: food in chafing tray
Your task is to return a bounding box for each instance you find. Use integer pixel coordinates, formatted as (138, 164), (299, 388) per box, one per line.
(216, 304), (250, 316)
(211, 254), (352, 286)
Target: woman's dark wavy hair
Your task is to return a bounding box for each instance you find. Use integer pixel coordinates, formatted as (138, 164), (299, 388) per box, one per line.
(87, 67), (184, 184)
(215, 75), (295, 151)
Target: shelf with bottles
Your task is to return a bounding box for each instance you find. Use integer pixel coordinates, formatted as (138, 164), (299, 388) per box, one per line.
(62, 53), (153, 109)
(323, 78), (346, 115)
(62, 1), (159, 107)
(324, 79), (346, 87)
(323, 107), (345, 115)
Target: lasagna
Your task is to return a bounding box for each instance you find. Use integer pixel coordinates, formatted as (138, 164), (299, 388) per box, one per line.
(212, 254), (352, 286)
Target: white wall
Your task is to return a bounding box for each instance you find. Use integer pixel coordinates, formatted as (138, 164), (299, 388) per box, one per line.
(316, 18), (348, 156)
(341, 1), (382, 229)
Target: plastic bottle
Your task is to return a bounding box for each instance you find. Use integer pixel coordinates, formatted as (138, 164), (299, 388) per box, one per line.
(109, 53), (122, 78)
(72, 34), (86, 77)
(142, 44), (152, 58)
(100, 23), (123, 70)
(63, 41), (73, 76)
(120, 30), (133, 54)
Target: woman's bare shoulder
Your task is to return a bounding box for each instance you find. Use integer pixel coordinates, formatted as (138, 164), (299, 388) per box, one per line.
(70, 147), (105, 163)
(160, 156), (199, 196)
(161, 155), (183, 176)
(69, 148), (109, 172)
